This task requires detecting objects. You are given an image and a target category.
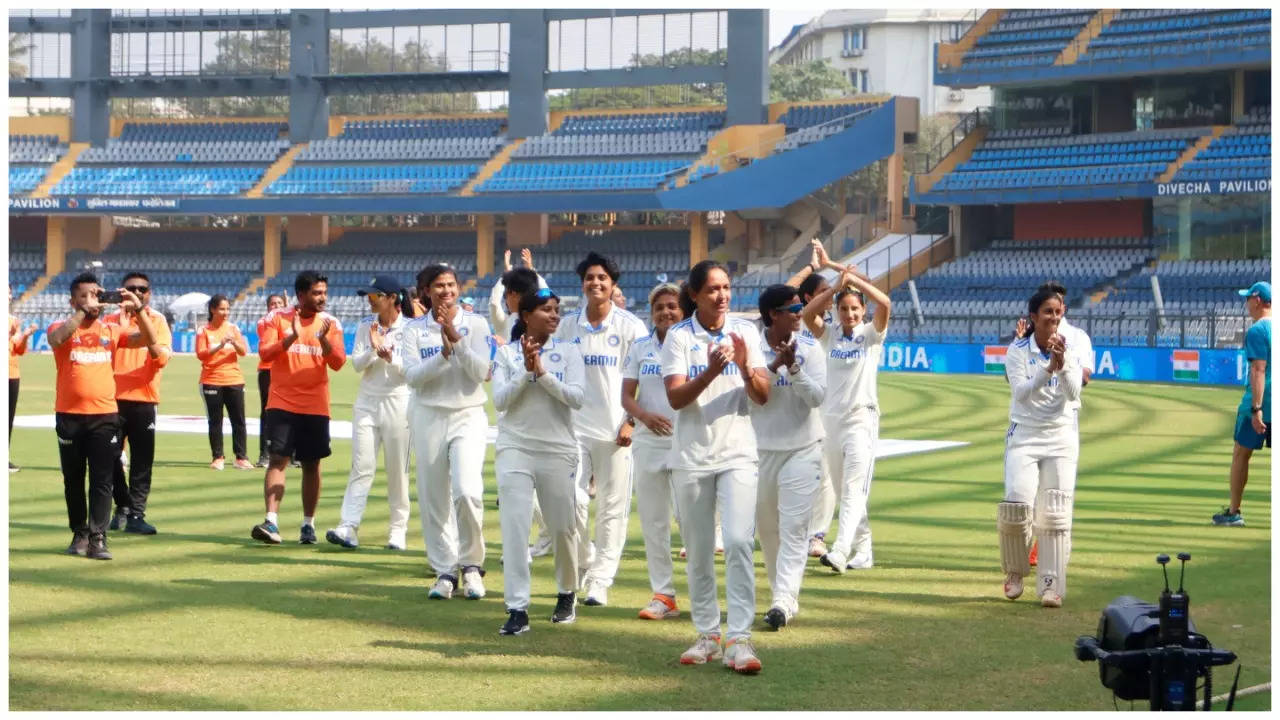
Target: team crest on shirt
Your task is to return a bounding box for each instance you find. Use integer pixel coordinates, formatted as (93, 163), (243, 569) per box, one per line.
(100, 335), (111, 347)
(795, 355), (805, 366)
(607, 334), (620, 347)
(550, 353), (562, 363)
(459, 326), (470, 337)
(855, 335), (865, 344)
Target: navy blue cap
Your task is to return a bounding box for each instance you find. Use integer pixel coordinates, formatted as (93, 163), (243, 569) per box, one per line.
(357, 275), (403, 296)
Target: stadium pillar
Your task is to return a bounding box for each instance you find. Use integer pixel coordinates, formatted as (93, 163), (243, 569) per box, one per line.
(887, 152), (904, 234)
(264, 217), (283, 278)
(64, 216), (115, 253)
(289, 10), (331, 143)
(726, 10), (768, 127)
(45, 217), (67, 277)
(284, 216), (329, 249)
(507, 214), (549, 246)
(1231, 70), (1245, 122)
(689, 212), (708, 266)
(507, 11), (549, 138)
(476, 215), (495, 277)
(69, 10), (110, 146)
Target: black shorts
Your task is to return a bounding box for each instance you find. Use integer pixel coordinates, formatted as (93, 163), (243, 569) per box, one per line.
(263, 408), (331, 462)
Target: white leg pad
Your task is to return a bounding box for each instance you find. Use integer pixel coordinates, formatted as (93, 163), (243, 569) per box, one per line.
(997, 502), (1032, 577)
(1035, 489), (1072, 599)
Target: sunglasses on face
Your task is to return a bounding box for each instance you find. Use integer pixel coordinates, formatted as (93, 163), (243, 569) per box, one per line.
(126, 286), (150, 294)
(535, 288), (555, 300)
(776, 303), (804, 314)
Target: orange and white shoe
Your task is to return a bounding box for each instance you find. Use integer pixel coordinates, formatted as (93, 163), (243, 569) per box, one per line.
(638, 594), (679, 620)
(1003, 572), (1024, 600)
(679, 634), (722, 665)
(210, 457), (225, 471)
(723, 638), (762, 674)
(1041, 590), (1062, 609)
(1028, 540), (1038, 567)
(233, 457), (255, 471)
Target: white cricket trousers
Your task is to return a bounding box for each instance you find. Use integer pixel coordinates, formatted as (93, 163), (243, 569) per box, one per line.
(1003, 421), (1078, 598)
(824, 408), (879, 560)
(756, 443), (823, 617)
(807, 451), (835, 539)
(576, 437), (634, 587)
(673, 465), (758, 641)
(496, 447), (580, 611)
(413, 404), (487, 577)
(633, 441), (680, 598)
(339, 393), (411, 540)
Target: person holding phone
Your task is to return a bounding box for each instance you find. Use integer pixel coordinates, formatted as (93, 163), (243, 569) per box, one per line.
(660, 259), (770, 674)
(197, 294), (251, 471)
(620, 282), (684, 621)
(998, 287), (1081, 609)
(401, 264), (494, 600)
(492, 288), (585, 634)
(46, 273), (158, 560)
(327, 275), (411, 551)
(104, 271), (172, 534)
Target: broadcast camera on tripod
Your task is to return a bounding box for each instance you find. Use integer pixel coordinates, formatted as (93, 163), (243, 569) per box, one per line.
(1075, 553), (1240, 710)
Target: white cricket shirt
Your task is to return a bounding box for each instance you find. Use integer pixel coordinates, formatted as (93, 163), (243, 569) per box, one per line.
(622, 330), (676, 450)
(659, 313), (767, 471)
(493, 338), (585, 455)
(820, 321), (886, 422)
(399, 307), (493, 410)
(1004, 334), (1083, 429)
(553, 302), (648, 442)
(751, 332), (826, 452)
(349, 314), (410, 398)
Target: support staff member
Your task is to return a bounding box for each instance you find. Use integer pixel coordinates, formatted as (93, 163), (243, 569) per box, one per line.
(105, 271), (172, 534)
(256, 293), (287, 467)
(9, 288), (35, 472)
(47, 273), (157, 560)
(1214, 281), (1271, 526)
(196, 294), (251, 472)
(252, 271), (346, 545)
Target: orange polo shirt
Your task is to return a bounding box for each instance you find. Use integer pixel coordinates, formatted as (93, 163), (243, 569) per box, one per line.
(50, 318), (127, 415)
(259, 307), (346, 417)
(256, 313), (276, 372)
(196, 322), (247, 386)
(104, 307), (172, 403)
(9, 315), (28, 380)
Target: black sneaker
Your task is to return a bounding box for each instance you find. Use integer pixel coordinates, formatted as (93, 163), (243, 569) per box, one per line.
(109, 507), (129, 531)
(86, 534), (112, 560)
(125, 514), (157, 535)
(551, 592), (577, 624)
(299, 524), (317, 544)
(65, 531), (89, 556)
(764, 607), (787, 631)
(252, 521), (282, 544)
(500, 609), (530, 636)
(9, 461), (19, 472)
(256, 456), (270, 468)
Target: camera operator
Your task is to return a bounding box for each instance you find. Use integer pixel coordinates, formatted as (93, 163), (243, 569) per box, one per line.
(46, 273), (159, 560)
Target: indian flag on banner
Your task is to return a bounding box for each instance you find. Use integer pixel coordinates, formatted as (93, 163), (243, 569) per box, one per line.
(984, 345), (1008, 373)
(1172, 350), (1200, 381)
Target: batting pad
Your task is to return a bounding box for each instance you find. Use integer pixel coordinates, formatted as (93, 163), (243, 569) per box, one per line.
(1036, 489), (1072, 599)
(997, 501), (1033, 576)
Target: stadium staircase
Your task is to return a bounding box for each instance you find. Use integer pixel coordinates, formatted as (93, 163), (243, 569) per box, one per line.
(675, 124), (785, 188)
(913, 124), (988, 195)
(1056, 10), (1114, 65)
(935, 10), (1007, 70)
(30, 143), (87, 198)
(459, 139), (525, 197)
(246, 143), (308, 198)
(1157, 126), (1228, 182)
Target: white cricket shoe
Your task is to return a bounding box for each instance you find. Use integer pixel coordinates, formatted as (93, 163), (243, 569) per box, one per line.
(530, 534), (553, 558)
(462, 568), (486, 600)
(583, 580), (608, 607)
(1003, 572), (1024, 600)
(679, 634), (723, 665)
(807, 536), (828, 558)
(1041, 590), (1062, 608)
(325, 525), (359, 549)
(428, 576), (455, 600)
(820, 549), (848, 575)
(723, 639), (762, 674)
(846, 550), (874, 570)
(638, 594), (679, 620)
(385, 531), (406, 551)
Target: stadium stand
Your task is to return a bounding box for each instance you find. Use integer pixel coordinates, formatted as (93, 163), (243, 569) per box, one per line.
(477, 160), (690, 193)
(929, 127), (1206, 192)
(8, 238), (44, 297)
(553, 111), (724, 135)
(1079, 9), (1271, 63)
(774, 104), (879, 153)
(961, 10), (1094, 68)
(1173, 115), (1271, 183)
(51, 167), (266, 196)
(266, 165), (479, 195)
(10, 134), (67, 163)
(9, 166), (47, 195)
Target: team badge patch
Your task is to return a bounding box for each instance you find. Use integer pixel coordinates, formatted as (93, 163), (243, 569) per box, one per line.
(855, 335), (865, 344)
(607, 334), (621, 347)
(550, 353), (562, 363)
(459, 326), (470, 337)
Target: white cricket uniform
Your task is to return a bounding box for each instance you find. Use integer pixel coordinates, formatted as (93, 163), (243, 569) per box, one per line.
(622, 330), (680, 599)
(1058, 317), (1094, 413)
(400, 306), (493, 581)
(816, 321), (886, 561)
(1003, 334), (1082, 599)
(751, 331), (826, 619)
(554, 303), (648, 589)
(492, 338), (585, 611)
(339, 314), (412, 545)
(802, 310), (834, 539)
(660, 314), (766, 642)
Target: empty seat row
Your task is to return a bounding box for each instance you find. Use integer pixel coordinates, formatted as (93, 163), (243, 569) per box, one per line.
(119, 121), (285, 142)
(341, 117), (504, 139)
(515, 131), (714, 159)
(78, 139), (291, 164)
(777, 102), (879, 131)
(477, 160), (687, 193)
(9, 166), (47, 194)
(51, 167), (264, 196)
(266, 164), (479, 196)
(554, 111), (725, 136)
(10, 135), (67, 164)
(297, 136), (504, 162)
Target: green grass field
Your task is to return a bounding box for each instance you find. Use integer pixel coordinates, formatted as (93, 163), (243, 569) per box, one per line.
(8, 354), (1270, 710)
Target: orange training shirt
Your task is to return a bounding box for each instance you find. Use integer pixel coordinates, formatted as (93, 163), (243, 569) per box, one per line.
(196, 321), (247, 386)
(9, 315), (27, 380)
(50, 317), (126, 415)
(256, 313), (275, 372)
(259, 307), (346, 417)
(105, 307), (172, 403)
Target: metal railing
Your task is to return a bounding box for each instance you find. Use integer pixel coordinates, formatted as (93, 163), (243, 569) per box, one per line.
(911, 105), (991, 177)
(889, 310), (1254, 349)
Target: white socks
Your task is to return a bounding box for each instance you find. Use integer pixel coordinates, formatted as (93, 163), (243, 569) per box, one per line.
(266, 511), (279, 525)
(302, 516), (315, 528)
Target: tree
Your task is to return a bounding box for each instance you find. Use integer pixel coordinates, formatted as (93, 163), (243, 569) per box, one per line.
(10, 33), (30, 79)
(548, 48), (727, 111)
(768, 60), (853, 103)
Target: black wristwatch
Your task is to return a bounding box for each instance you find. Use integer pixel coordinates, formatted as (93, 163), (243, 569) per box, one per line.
(1252, 406), (1263, 414)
